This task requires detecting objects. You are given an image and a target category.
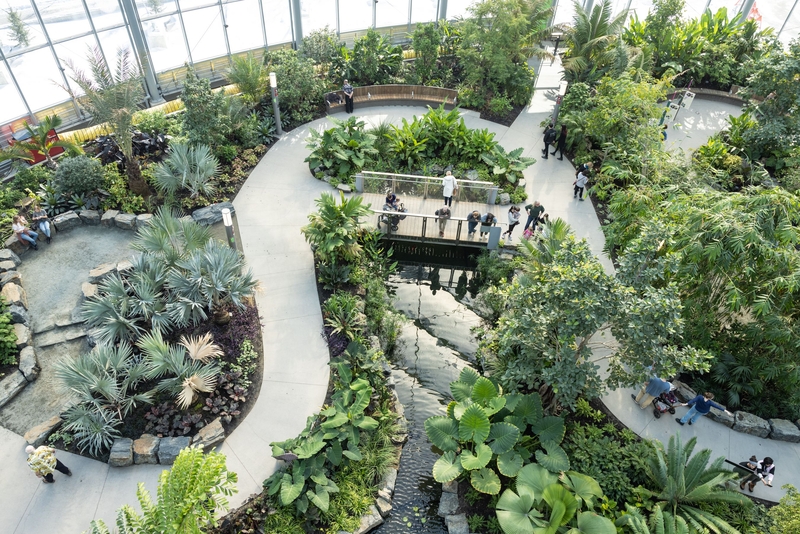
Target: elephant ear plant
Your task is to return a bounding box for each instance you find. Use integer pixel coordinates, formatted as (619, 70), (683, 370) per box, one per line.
(424, 368), (570, 496)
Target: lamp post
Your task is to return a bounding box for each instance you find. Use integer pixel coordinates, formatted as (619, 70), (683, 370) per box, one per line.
(269, 72), (284, 136)
(221, 208), (236, 250)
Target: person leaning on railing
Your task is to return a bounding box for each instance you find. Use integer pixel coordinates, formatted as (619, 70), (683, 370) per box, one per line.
(479, 212), (496, 240)
(435, 206), (451, 237)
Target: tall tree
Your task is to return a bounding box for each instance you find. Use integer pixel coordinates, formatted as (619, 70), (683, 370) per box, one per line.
(563, 0), (629, 84)
(66, 46), (149, 196)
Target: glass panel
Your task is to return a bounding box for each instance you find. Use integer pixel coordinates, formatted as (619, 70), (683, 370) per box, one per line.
(85, 0), (125, 30)
(223, 0), (265, 53)
(339, 0), (373, 32)
(264, 0), (293, 44)
(136, 0), (179, 19)
(0, 0), (47, 55)
(97, 27), (136, 65)
(141, 14), (189, 70)
(183, 7), (227, 61)
(411, 0), (438, 23)
(626, 0), (652, 19)
(180, 0), (218, 9)
(38, 0), (91, 42)
(376, 0), (409, 27)
(0, 62), (27, 122)
(10, 47), (70, 111)
(552, 0), (575, 26)
(445, 0), (472, 19)
(301, 0), (338, 35)
(54, 35), (100, 96)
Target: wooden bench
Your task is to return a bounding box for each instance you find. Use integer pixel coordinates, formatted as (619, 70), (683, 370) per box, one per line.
(325, 85), (458, 114)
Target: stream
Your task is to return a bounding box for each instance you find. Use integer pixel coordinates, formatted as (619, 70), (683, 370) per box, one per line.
(376, 265), (482, 533)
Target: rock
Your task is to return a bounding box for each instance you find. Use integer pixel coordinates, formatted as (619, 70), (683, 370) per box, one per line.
(88, 263), (116, 283)
(0, 249), (21, 266)
(192, 418), (225, 451)
(499, 192), (511, 205)
(36, 325), (86, 348)
(446, 514), (469, 534)
(379, 467), (397, 495)
(518, 178), (527, 187)
(56, 313), (79, 328)
(465, 170), (479, 181)
(768, 419), (800, 442)
(444, 164), (454, 174)
(4, 235), (25, 255)
(671, 379), (697, 404)
(109, 438), (134, 467)
(442, 480), (458, 494)
(353, 505), (383, 534)
(101, 209), (120, 226)
(81, 282), (98, 301)
(430, 164), (445, 175)
(0, 270), (21, 286)
(8, 304), (29, 325)
(706, 409), (734, 428)
(733, 411), (771, 438)
(1, 282), (28, 309)
(378, 489), (391, 502)
(0, 261), (16, 273)
(85, 327), (103, 348)
(337, 183), (352, 193)
(13, 323), (30, 349)
(0, 371), (27, 408)
(23, 415), (62, 447)
(191, 202), (234, 226)
(78, 209), (101, 225)
(116, 260), (134, 275)
(33, 318), (55, 334)
(136, 213), (153, 227)
(158, 436), (191, 464)
(52, 211), (82, 232)
(133, 434), (160, 464)
(438, 492), (459, 517)
(375, 496), (392, 518)
(19, 346), (38, 381)
(114, 213), (137, 230)
(322, 176), (332, 184)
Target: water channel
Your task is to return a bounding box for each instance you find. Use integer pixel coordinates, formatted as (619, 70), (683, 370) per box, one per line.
(375, 263), (483, 533)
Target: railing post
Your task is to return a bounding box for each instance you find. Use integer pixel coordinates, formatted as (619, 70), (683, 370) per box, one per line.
(421, 217), (427, 242)
(355, 173), (363, 192)
(424, 178), (429, 199)
(455, 220), (462, 244)
(487, 186), (499, 205)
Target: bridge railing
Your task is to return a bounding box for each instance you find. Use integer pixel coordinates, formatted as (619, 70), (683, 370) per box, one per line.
(356, 171), (499, 205)
(370, 208), (501, 249)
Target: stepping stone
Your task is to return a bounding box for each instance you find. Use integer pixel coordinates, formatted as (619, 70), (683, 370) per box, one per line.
(36, 325), (86, 348)
(438, 492), (459, 517)
(88, 263), (116, 283)
(33, 318), (55, 334)
(446, 514), (469, 534)
(24, 415), (62, 447)
(0, 371), (28, 409)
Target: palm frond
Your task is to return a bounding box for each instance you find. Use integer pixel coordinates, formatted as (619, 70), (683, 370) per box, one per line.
(180, 332), (223, 363)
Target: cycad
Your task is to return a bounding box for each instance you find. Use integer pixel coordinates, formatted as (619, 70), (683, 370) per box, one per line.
(638, 433), (748, 534)
(153, 142), (219, 199)
(616, 504), (690, 534)
(0, 115), (80, 169)
(563, 0), (630, 84)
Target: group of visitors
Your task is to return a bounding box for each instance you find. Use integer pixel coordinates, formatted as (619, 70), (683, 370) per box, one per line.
(11, 203), (53, 251)
(542, 123), (567, 160)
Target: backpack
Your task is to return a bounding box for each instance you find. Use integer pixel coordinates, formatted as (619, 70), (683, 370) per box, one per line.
(545, 129), (557, 144)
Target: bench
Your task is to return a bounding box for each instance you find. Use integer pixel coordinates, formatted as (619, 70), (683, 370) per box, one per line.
(325, 85), (458, 114)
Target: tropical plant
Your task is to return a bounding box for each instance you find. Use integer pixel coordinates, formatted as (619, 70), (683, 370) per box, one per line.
(180, 332), (223, 363)
(563, 0), (630, 84)
(228, 53), (267, 108)
(132, 206), (213, 268)
(181, 66), (229, 147)
(305, 116), (378, 181)
(302, 26), (340, 71)
(637, 434), (749, 534)
(53, 155), (105, 196)
(153, 142), (219, 199)
(301, 191), (371, 265)
(4, 6), (30, 48)
(411, 22), (442, 84)
(769, 485), (800, 534)
(0, 296), (18, 366)
(0, 115), (80, 169)
(481, 145), (535, 185)
(264, 48), (326, 126)
(347, 28), (403, 86)
(617, 503), (692, 534)
(83, 446), (237, 534)
(386, 118), (430, 170)
(66, 47), (149, 196)
(323, 292), (366, 341)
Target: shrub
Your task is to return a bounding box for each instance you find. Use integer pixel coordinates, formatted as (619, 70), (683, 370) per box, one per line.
(214, 144), (238, 164)
(264, 49), (325, 127)
(488, 94), (513, 115)
(0, 296), (18, 365)
(153, 142), (219, 199)
(133, 109), (171, 136)
(228, 53), (267, 108)
(323, 292), (366, 341)
(54, 155), (105, 196)
(182, 66), (228, 146)
(103, 164), (145, 213)
(305, 115), (378, 181)
(12, 165), (52, 194)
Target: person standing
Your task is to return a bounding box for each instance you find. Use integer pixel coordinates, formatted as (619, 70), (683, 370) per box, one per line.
(523, 200), (545, 232)
(542, 124), (557, 159)
(26, 445), (72, 483)
(676, 392), (732, 426)
(631, 376), (671, 409)
(31, 203), (51, 244)
(435, 206), (451, 238)
(442, 170), (458, 207)
(502, 206), (521, 242)
(467, 210), (481, 237)
(551, 125), (567, 160)
(479, 212), (496, 239)
(343, 79), (354, 114)
(12, 215), (38, 250)
(573, 170), (589, 201)
(739, 457), (775, 493)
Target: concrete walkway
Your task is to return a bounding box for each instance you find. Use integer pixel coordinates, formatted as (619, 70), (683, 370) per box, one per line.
(0, 54), (792, 534)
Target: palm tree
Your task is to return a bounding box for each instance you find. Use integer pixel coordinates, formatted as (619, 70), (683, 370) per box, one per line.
(132, 206), (213, 269)
(518, 217), (573, 265)
(153, 142), (219, 199)
(0, 115), (80, 169)
(563, 0), (630, 84)
(301, 191), (371, 265)
(638, 433), (749, 534)
(227, 54), (266, 108)
(66, 46), (149, 196)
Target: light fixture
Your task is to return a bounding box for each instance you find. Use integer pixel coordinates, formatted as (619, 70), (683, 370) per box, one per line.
(269, 72), (277, 89)
(269, 72), (283, 135)
(221, 208), (236, 249)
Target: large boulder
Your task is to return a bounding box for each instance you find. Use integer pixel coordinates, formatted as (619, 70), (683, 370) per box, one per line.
(499, 192), (511, 205)
(8, 304), (29, 325)
(24, 415), (63, 447)
(768, 419), (800, 443)
(192, 418), (224, 451)
(706, 409), (734, 428)
(78, 209), (101, 225)
(114, 213), (137, 230)
(0, 270), (21, 286)
(0, 249), (21, 266)
(13, 323), (30, 349)
(88, 263), (116, 283)
(671, 379), (697, 403)
(136, 213), (153, 227)
(19, 346), (38, 381)
(109, 438), (134, 467)
(4, 235), (26, 255)
(191, 202), (234, 226)
(101, 209), (120, 226)
(438, 492), (459, 517)
(353, 505), (383, 534)
(52, 211), (82, 232)
(0, 371), (28, 409)
(1, 282), (28, 309)
(133, 434), (160, 464)
(733, 411), (771, 438)
(158, 436), (191, 464)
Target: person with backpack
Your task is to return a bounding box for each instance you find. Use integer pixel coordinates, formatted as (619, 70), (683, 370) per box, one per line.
(551, 125), (567, 160)
(542, 124), (557, 159)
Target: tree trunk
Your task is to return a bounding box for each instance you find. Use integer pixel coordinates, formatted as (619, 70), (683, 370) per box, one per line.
(126, 158), (150, 197)
(212, 304), (232, 325)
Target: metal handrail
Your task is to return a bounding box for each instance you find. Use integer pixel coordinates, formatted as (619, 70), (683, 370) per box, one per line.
(360, 170), (496, 188)
(370, 208), (500, 246)
(357, 171), (499, 204)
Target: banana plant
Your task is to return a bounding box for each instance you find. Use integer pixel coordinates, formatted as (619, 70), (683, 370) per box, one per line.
(425, 368), (569, 496)
(481, 146), (535, 185)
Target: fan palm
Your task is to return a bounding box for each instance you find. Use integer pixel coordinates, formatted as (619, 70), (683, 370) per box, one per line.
(518, 217), (573, 265)
(66, 46), (149, 196)
(153, 142), (219, 199)
(180, 333), (223, 363)
(563, 0), (629, 84)
(132, 206), (213, 269)
(0, 115), (80, 169)
(638, 433), (748, 534)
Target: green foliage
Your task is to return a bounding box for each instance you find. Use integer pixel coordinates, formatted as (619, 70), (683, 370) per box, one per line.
(0, 115), (81, 169)
(347, 28), (403, 86)
(133, 109), (180, 137)
(153, 142), (219, 199)
(5, 6), (30, 47)
(181, 66), (229, 147)
(228, 53), (267, 108)
(301, 191), (371, 266)
(411, 22), (442, 84)
(488, 94), (513, 116)
(103, 164), (145, 213)
(0, 297), (18, 366)
(481, 145), (535, 185)
(769, 485), (800, 534)
(563, 0), (631, 85)
(83, 447), (237, 534)
(11, 165), (52, 195)
(305, 116), (378, 181)
(323, 292), (367, 341)
(302, 26), (340, 70)
(264, 49), (326, 127)
(53, 155), (105, 196)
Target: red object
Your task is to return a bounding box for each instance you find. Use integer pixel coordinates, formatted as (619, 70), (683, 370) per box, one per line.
(8, 128), (64, 164)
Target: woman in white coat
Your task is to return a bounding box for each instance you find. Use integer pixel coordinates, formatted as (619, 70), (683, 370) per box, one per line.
(442, 171), (458, 207)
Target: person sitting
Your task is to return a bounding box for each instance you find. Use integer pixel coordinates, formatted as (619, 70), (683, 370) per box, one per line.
(385, 190), (399, 209)
(12, 215), (38, 250)
(30, 204), (52, 244)
(739, 457), (775, 492)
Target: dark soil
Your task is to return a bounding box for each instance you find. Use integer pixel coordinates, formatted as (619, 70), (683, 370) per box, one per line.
(480, 104), (526, 127)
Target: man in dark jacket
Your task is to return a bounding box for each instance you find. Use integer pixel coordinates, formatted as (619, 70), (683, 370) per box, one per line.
(739, 457), (775, 492)
(676, 392), (732, 426)
(542, 124), (557, 159)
